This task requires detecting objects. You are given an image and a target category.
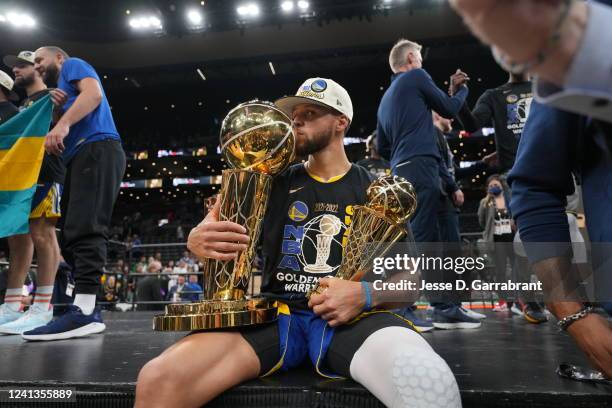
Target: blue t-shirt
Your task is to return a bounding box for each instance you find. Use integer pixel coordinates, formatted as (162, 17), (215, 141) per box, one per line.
(58, 57), (120, 162)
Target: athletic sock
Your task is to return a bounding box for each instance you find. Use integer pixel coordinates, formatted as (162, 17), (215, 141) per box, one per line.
(3, 288), (23, 312)
(32, 286), (54, 312)
(73, 294), (96, 315)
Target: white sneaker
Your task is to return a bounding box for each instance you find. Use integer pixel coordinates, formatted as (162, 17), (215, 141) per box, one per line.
(460, 307), (487, 320)
(0, 303), (23, 326)
(510, 303), (524, 316)
(0, 307), (53, 335)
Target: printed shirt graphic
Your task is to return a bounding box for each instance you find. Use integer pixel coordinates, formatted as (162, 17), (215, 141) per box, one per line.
(465, 81), (533, 171)
(260, 163), (373, 309)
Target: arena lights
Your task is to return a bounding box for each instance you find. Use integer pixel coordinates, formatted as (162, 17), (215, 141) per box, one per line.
(281, 1), (311, 16)
(186, 9), (204, 28)
(281, 1), (294, 12)
(236, 3), (260, 18)
(129, 15), (163, 31)
(196, 68), (206, 81)
(0, 11), (36, 28)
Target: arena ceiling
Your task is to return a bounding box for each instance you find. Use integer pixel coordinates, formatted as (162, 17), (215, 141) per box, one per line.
(0, 0), (473, 70)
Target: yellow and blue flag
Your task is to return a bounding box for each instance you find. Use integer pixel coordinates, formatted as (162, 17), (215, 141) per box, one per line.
(0, 95), (52, 238)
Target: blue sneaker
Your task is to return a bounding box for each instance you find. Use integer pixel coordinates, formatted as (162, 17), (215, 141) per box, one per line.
(433, 305), (481, 329)
(397, 307), (434, 333)
(22, 305), (106, 341)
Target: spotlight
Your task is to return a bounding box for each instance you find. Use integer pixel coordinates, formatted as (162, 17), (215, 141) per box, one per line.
(297, 1), (309, 10)
(3, 11), (36, 28)
(187, 9), (203, 26)
(129, 14), (162, 31)
(237, 3), (260, 18)
(196, 68), (206, 81)
(281, 1), (294, 12)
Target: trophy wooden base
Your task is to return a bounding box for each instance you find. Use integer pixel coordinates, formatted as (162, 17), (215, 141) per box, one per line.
(152, 298), (278, 331)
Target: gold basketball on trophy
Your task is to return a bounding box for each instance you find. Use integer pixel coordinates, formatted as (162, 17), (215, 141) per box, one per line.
(366, 175), (417, 224)
(153, 100), (295, 331)
(220, 100), (295, 175)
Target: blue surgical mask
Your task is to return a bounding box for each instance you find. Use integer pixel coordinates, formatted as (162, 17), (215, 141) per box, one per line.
(488, 185), (503, 196)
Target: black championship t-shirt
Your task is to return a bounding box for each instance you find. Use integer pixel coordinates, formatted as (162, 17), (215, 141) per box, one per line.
(259, 163), (374, 309)
(21, 90), (66, 184)
(356, 157), (391, 178)
(0, 101), (19, 125)
(459, 81), (533, 172)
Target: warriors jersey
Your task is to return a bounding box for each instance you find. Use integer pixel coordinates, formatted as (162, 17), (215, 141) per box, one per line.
(260, 163), (374, 309)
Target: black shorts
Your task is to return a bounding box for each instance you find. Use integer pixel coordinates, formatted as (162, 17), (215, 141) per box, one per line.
(241, 311), (416, 378)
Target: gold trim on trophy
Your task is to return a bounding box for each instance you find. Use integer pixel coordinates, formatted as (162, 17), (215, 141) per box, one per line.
(154, 100), (295, 331)
(307, 175), (416, 298)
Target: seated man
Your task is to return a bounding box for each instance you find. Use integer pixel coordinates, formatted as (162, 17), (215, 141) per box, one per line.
(184, 274), (202, 302)
(135, 78), (462, 408)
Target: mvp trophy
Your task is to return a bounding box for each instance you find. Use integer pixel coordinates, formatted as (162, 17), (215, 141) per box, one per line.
(308, 175), (417, 297)
(153, 100), (294, 331)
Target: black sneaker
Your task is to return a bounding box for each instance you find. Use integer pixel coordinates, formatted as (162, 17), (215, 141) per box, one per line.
(523, 302), (548, 324)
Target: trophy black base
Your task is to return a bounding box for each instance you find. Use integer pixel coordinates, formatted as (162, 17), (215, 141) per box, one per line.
(153, 298), (278, 331)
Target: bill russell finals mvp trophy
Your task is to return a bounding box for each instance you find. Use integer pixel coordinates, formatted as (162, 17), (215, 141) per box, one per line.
(307, 175), (417, 298)
(153, 100), (295, 331)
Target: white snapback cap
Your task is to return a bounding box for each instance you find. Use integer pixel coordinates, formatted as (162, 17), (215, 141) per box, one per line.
(275, 77), (353, 121)
(0, 70), (18, 101)
(3, 50), (36, 68)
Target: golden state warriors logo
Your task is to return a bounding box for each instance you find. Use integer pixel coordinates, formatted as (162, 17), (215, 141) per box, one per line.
(506, 94), (518, 104)
(311, 79), (327, 93)
(288, 201), (308, 222)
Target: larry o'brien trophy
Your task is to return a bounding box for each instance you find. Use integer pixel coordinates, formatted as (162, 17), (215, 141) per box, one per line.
(307, 175), (417, 297)
(153, 100), (295, 331)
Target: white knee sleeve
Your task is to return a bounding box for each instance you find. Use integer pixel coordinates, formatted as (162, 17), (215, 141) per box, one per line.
(349, 326), (461, 408)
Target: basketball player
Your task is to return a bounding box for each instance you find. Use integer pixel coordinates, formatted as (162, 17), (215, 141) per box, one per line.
(0, 51), (66, 335)
(135, 78), (462, 408)
(20, 46), (125, 341)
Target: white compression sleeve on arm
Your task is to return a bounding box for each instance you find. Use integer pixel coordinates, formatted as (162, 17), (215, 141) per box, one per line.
(349, 326), (461, 408)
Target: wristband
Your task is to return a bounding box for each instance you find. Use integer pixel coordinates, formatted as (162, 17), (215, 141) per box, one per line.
(557, 306), (593, 331)
(361, 281), (373, 312)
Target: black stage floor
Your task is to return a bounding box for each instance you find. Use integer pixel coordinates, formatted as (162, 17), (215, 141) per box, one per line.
(0, 310), (611, 408)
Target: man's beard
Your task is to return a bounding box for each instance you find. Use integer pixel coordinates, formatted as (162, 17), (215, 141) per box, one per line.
(41, 63), (60, 87)
(15, 72), (36, 88)
(295, 128), (333, 156)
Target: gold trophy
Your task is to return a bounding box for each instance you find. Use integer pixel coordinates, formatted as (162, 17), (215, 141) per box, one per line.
(153, 100), (295, 331)
(308, 175), (417, 297)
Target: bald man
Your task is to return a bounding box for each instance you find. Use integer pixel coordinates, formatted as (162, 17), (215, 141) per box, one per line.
(21, 46), (126, 341)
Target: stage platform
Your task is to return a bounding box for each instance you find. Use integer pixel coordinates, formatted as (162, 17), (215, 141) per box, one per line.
(0, 310), (610, 408)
